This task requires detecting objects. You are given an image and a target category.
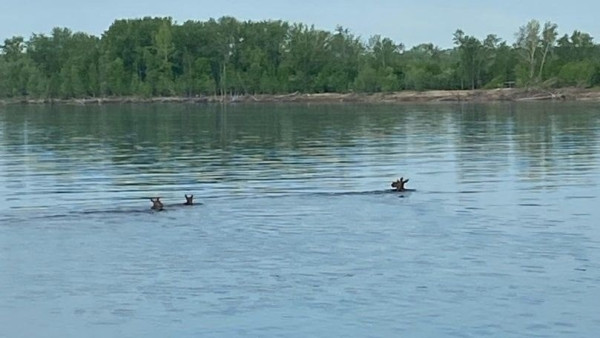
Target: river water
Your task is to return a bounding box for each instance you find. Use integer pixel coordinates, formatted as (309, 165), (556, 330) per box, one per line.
(0, 102), (599, 337)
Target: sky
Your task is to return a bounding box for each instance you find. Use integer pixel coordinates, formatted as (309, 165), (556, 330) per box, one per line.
(2, 0), (600, 49)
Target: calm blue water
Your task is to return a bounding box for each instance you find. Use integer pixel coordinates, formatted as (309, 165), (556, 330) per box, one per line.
(1, 103), (599, 337)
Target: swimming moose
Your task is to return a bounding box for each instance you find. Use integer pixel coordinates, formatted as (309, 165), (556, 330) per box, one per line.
(150, 194), (195, 211)
(391, 177), (414, 192)
(150, 197), (164, 211)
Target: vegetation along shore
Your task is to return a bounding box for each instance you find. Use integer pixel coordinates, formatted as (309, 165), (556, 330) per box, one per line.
(3, 87), (600, 105)
(1, 16), (600, 102)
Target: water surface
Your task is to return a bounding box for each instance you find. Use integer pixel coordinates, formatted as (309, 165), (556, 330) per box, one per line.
(1, 102), (599, 337)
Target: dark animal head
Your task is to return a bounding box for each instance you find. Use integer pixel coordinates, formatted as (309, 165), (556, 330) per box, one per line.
(150, 197), (164, 210)
(184, 194), (194, 205)
(391, 177), (409, 191)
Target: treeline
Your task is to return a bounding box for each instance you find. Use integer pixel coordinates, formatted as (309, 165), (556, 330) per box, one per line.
(1, 17), (599, 99)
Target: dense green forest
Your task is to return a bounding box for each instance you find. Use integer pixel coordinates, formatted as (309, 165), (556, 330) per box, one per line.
(1, 17), (599, 99)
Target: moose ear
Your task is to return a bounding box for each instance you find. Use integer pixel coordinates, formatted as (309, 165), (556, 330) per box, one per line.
(403, 178), (409, 183)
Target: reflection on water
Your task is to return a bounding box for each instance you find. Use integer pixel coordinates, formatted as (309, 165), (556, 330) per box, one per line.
(0, 103), (599, 337)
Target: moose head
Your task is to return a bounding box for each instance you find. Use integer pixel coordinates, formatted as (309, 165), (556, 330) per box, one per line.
(391, 177), (410, 192)
(150, 197), (164, 210)
(184, 194), (194, 205)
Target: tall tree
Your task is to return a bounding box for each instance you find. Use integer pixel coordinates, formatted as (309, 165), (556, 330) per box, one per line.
(538, 21), (558, 80)
(147, 20), (175, 95)
(317, 26), (363, 92)
(515, 20), (541, 84)
(453, 29), (483, 89)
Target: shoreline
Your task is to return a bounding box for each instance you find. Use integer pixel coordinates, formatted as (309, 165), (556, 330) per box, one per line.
(2, 87), (600, 105)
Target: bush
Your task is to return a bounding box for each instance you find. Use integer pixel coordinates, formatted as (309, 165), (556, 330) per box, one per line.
(557, 61), (595, 87)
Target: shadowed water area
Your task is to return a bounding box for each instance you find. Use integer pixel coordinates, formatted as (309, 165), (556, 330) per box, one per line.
(0, 103), (599, 337)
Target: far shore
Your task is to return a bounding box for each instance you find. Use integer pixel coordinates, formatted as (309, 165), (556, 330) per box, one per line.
(2, 87), (600, 106)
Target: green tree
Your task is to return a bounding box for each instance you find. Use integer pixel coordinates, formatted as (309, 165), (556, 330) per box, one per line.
(515, 20), (541, 84)
(557, 61), (595, 87)
(402, 44), (458, 90)
(1, 37), (29, 96)
(365, 35), (403, 91)
(484, 41), (518, 88)
(538, 21), (558, 80)
(453, 30), (483, 89)
(280, 23), (331, 92)
(353, 63), (379, 92)
(146, 20), (175, 95)
(314, 26), (363, 92)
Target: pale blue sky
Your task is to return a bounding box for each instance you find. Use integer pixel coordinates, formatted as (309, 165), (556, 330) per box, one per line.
(2, 0), (599, 48)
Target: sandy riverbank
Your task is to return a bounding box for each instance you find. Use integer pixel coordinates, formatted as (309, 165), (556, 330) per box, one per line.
(3, 87), (600, 105)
